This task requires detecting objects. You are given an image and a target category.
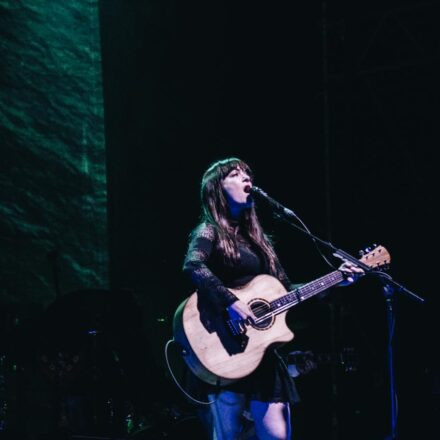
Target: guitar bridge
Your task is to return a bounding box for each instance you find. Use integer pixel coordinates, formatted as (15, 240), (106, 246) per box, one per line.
(226, 318), (246, 336)
(227, 320), (249, 352)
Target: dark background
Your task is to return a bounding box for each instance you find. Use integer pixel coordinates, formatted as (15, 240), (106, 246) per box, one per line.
(100, 1), (438, 438)
(1, 1), (438, 439)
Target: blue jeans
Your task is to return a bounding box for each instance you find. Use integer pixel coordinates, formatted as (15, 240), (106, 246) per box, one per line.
(201, 390), (291, 440)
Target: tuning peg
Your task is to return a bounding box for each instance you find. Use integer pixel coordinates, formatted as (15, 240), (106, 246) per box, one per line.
(364, 247), (372, 253)
(358, 249), (365, 257)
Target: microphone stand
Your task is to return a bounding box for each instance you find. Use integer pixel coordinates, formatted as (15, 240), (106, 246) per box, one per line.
(252, 187), (425, 439)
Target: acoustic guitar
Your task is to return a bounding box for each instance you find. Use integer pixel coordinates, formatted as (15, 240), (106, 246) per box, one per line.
(173, 245), (390, 386)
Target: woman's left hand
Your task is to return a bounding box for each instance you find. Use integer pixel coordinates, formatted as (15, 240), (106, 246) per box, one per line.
(338, 261), (365, 286)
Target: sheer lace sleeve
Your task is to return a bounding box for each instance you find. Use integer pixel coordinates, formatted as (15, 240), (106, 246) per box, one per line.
(183, 223), (239, 310)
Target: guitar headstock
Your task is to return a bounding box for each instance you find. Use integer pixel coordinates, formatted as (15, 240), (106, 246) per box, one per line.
(359, 244), (391, 270)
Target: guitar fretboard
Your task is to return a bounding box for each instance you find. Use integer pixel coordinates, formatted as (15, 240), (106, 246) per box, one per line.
(270, 270), (344, 315)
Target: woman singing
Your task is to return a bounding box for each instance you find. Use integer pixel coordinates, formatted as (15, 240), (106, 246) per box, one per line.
(182, 157), (362, 439)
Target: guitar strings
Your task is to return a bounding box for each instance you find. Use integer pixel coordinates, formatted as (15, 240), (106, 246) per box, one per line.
(228, 248), (387, 324)
(240, 271), (344, 323)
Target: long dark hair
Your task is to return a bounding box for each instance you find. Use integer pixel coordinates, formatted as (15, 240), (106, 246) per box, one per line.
(200, 157), (281, 276)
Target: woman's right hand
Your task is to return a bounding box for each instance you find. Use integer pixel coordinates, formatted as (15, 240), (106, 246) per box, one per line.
(227, 300), (256, 323)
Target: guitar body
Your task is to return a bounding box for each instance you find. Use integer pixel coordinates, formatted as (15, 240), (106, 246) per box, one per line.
(173, 244), (390, 386)
(173, 274), (294, 386)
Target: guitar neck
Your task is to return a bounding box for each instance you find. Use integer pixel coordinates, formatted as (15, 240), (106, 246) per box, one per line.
(270, 270), (344, 316)
(267, 244), (391, 317)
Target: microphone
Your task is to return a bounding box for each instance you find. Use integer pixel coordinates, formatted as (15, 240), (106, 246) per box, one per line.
(245, 185), (297, 219)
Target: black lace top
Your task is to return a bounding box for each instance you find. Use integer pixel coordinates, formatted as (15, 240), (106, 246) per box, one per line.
(183, 222), (300, 404)
(183, 222), (293, 304)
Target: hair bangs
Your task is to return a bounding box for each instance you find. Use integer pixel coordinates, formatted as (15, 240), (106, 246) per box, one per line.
(205, 158), (253, 182)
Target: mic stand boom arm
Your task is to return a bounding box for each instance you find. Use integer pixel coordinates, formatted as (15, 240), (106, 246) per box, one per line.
(252, 186), (424, 303)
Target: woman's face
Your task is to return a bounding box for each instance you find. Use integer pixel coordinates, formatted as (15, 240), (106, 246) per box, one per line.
(221, 166), (252, 205)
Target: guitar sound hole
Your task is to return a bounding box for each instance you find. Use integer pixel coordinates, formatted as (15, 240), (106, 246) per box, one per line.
(249, 299), (274, 330)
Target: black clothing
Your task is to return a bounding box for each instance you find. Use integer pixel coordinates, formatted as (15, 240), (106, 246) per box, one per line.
(183, 222), (300, 405)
